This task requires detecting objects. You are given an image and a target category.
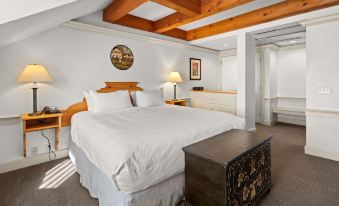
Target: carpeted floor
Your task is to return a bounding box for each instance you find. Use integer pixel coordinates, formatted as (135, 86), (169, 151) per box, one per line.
(0, 123), (339, 206)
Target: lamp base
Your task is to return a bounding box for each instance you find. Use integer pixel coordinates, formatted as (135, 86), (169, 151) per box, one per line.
(173, 84), (177, 100)
(28, 112), (42, 116)
(31, 86), (38, 116)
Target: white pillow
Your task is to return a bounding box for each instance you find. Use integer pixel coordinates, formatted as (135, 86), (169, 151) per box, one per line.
(135, 89), (165, 107)
(83, 90), (95, 112)
(90, 90), (133, 113)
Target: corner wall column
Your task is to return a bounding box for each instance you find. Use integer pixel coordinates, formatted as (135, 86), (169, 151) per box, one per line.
(260, 45), (278, 126)
(236, 32), (256, 130)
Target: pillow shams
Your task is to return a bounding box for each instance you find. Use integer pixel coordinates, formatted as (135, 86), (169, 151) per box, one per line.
(90, 90), (133, 113)
(135, 89), (164, 107)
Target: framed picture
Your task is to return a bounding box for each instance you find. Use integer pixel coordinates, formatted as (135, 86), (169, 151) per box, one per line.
(110, 45), (134, 70)
(190, 58), (201, 80)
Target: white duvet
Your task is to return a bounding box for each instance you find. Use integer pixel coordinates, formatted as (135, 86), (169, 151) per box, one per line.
(71, 105), (245, 193)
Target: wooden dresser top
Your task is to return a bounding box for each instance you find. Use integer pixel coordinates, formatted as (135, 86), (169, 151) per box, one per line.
(191, 90), (237, 94)
(183, 129), (272, 165)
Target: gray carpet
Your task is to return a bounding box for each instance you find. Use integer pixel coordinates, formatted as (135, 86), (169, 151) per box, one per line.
(1, 123), (339, 206)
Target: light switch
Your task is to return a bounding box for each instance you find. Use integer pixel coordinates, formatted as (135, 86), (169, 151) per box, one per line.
(317, 87), (332, 95)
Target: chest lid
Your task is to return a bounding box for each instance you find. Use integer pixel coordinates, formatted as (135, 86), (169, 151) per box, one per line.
(183, 129), (272, 166)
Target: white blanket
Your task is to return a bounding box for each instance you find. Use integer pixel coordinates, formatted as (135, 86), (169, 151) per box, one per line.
(71, 105), (245, 193)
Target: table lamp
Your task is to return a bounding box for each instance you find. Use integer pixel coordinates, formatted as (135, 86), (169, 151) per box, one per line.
(168, 72), (183, 100)
(17, 64), (53, 116)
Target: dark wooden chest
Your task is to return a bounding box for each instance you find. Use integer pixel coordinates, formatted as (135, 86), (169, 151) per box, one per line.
(182, 129), (272, 206)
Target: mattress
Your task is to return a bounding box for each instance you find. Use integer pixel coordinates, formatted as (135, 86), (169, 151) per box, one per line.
(71, 105), (245, 193)
(69, 138), (184, 206)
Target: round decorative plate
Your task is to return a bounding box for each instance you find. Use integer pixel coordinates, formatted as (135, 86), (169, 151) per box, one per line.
(110, 45), (134, 70)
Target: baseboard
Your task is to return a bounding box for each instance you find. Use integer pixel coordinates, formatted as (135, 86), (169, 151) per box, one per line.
(305, 145), (339, 162)
(278, 117), (306, 126)
(249, 127), (257, 132)
(261, 119), (278, 126)
(0, 149), (69, 174)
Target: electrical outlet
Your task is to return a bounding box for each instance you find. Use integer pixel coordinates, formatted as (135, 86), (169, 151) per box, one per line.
(317, 87), (332, 95)
(31, 146), (38, 156)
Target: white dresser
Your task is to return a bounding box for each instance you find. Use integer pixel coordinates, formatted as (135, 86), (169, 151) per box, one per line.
(189, 90), (237, 115)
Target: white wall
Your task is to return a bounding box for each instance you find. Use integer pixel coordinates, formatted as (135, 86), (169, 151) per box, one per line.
(305, 20), (339, 161)
(237, 33), (256, 130)
(221, 55), (237, 91)
(261, 47), (278, 125)
(221, 46), (307, 125)
(220, 51), (261, 122)
(276, 47), (306, 124)
(0, 25), (219, 164)
(277, 47), (306, 98)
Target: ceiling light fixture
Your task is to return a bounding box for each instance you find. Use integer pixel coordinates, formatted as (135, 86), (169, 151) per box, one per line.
(290, 40), (297, 43)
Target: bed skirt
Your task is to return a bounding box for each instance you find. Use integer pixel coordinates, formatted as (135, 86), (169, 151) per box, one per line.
(69, 139), (184, 206)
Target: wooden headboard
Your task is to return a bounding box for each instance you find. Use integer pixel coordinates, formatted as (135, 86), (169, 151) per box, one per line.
(61, 82), (143, 127)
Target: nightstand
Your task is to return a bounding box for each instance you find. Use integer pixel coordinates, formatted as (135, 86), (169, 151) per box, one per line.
(165, 99), (187, 106)
(21, 113), (62, 158)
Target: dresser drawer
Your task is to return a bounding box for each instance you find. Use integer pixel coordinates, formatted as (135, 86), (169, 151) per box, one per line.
(208, 93), (236, 106)
(190, 91), (236, 114)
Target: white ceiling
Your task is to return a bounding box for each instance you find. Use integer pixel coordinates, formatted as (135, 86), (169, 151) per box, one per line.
(191, 22), (307, 51)
(1, 0), (339, 52)
(126, 0), (284, 30)
(0, 0), (110, 48)
(254, 23), (306, 47)
(0, 0), (79, 25)
(194, 36), (237, 51)
(129, 1), (176, 21)
(179, 0), (284, 31)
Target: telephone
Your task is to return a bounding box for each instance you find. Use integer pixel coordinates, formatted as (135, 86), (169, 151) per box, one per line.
(42, 106), (61, 114)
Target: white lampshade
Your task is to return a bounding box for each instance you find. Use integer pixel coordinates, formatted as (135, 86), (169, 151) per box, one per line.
(17, 64), (53, 83)
(168, 72), (183, 83)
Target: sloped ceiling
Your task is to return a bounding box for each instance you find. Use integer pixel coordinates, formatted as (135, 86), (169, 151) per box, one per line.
(0, 0), (111, 48)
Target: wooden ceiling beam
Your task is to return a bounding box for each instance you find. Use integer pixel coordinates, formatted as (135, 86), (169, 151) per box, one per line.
(153, 0), (255, 33)
(187, 0), (339, 40)
(151, 0), (201, 16)
(112, 14), (187, 40)
(114, 14), (154, 32)
(103, 0), (148, 23)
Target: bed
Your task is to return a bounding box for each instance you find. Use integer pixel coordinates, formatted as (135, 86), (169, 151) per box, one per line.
(62, 82), (245, 206)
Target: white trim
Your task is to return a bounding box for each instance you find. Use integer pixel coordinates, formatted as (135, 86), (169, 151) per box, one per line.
(277, 96), (306, 99)
(301, 13), (339, 27)
(0, 149), (69, 174)
(278, 44), (306, 50)
(306, 108), (339, 118)
(263, 96), (278, 100)
(0, 115), (20, 120)
(305, 145), (339, 162)
(261, 119), (278, 126)
(219, 49), (237, 57)
(277, 117), (305, 126)
(219, 47), (263, 57)
(62, 21), (219, 54)
(219, 44), (304, 56)
(248, 127), (257, 132)
(259, 44), (280, 51)
(273, 107), (305, 116)
(264, 96), (306, 101)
